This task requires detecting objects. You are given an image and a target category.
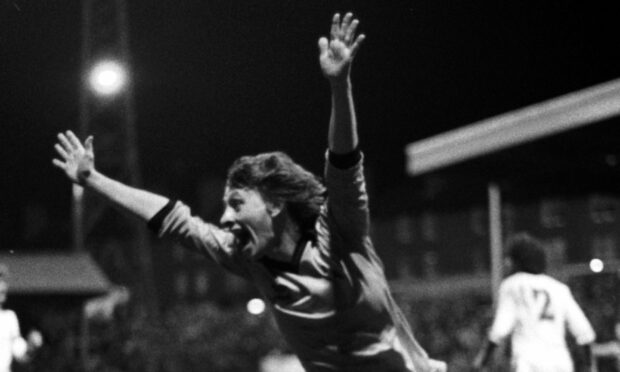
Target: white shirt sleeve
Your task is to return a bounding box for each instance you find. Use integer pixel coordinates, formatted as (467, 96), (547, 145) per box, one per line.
(488, 282), (516, 343)
(564, 290), (596, 345)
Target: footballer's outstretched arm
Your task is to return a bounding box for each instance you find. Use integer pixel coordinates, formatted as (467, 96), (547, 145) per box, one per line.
(53, 130), (170, 221)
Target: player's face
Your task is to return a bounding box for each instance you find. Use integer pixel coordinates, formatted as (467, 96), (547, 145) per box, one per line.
(220, 186), (276, 260)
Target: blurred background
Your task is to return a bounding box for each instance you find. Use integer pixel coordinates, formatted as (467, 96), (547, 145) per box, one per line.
(1, 0), (620, 371)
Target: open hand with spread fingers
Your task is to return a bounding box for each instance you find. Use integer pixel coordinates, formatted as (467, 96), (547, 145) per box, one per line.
(318, 12), (366, 83)
(52, 130), (95, 185)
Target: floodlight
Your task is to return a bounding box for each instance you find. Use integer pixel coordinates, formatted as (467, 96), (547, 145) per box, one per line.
(589, 258), (604, 273)
(246, 298), (266, 315)
(88, 59), (127, 96)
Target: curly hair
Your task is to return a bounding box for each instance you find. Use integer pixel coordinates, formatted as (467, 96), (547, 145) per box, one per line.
(226, 152), (326, 241)
(506, 232), (547, 274)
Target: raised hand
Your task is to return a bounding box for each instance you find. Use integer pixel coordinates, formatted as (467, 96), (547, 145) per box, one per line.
(318, 12), (366, 83)
(52, 130), (95, 185)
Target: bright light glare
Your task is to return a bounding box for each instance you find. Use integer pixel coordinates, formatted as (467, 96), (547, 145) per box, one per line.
(88, 60), (127, 96)
(246, 298), (265, 315)
(589, 258), (604, 273)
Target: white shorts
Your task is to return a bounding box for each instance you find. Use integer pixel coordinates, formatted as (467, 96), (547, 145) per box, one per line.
(511, 355), (573, 372)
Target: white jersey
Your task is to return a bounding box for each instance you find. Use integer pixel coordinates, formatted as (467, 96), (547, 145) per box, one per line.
(489, 272), (595, 372)
(0, 309), (27, 372)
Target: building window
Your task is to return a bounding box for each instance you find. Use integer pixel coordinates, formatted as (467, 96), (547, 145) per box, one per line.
(420, 212), (437, 242)
(174, 271), (189, 299)
(195, 271), (209, 297)
(421, 251), (438, 278)
(540, 199), (566, 229)
(591, 234), (617, 260)
(502, 204), (516, 235)
(470, 207), (486, 236)
(588, 195), (618, 224)
(395, 215), (414, 245)
(396, 260), (411, 279)
(545, 237), (567, 267)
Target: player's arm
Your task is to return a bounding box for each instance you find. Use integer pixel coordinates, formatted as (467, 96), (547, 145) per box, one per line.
(319, 12), (365, 155)
(318, 13), (371, 244)
(574, 343), (594, 372)
(565, 289), (596, 371)
(53, 131), (244, 272)
(474, 282), (516, 370)
(53, 130), (169, 221)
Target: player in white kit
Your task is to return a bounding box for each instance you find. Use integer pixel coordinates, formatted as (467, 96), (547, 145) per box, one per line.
(473, 233), (596, 372)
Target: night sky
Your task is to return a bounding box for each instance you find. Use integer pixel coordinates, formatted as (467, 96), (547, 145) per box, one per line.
(2, 0), (620, 250)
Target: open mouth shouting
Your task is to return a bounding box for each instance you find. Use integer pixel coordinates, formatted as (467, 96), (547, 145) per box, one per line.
(229, 225), (255, 258)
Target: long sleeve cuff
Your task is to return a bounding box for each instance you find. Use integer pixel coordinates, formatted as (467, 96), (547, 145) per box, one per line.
(328, 147), (362, 169)
(147, 200), (176, 233)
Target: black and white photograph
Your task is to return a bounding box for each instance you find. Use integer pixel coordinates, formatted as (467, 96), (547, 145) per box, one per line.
(1, 1), (620, 371)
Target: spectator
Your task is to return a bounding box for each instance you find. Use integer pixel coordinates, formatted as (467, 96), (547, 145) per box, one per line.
(0, 266), (43, 372)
